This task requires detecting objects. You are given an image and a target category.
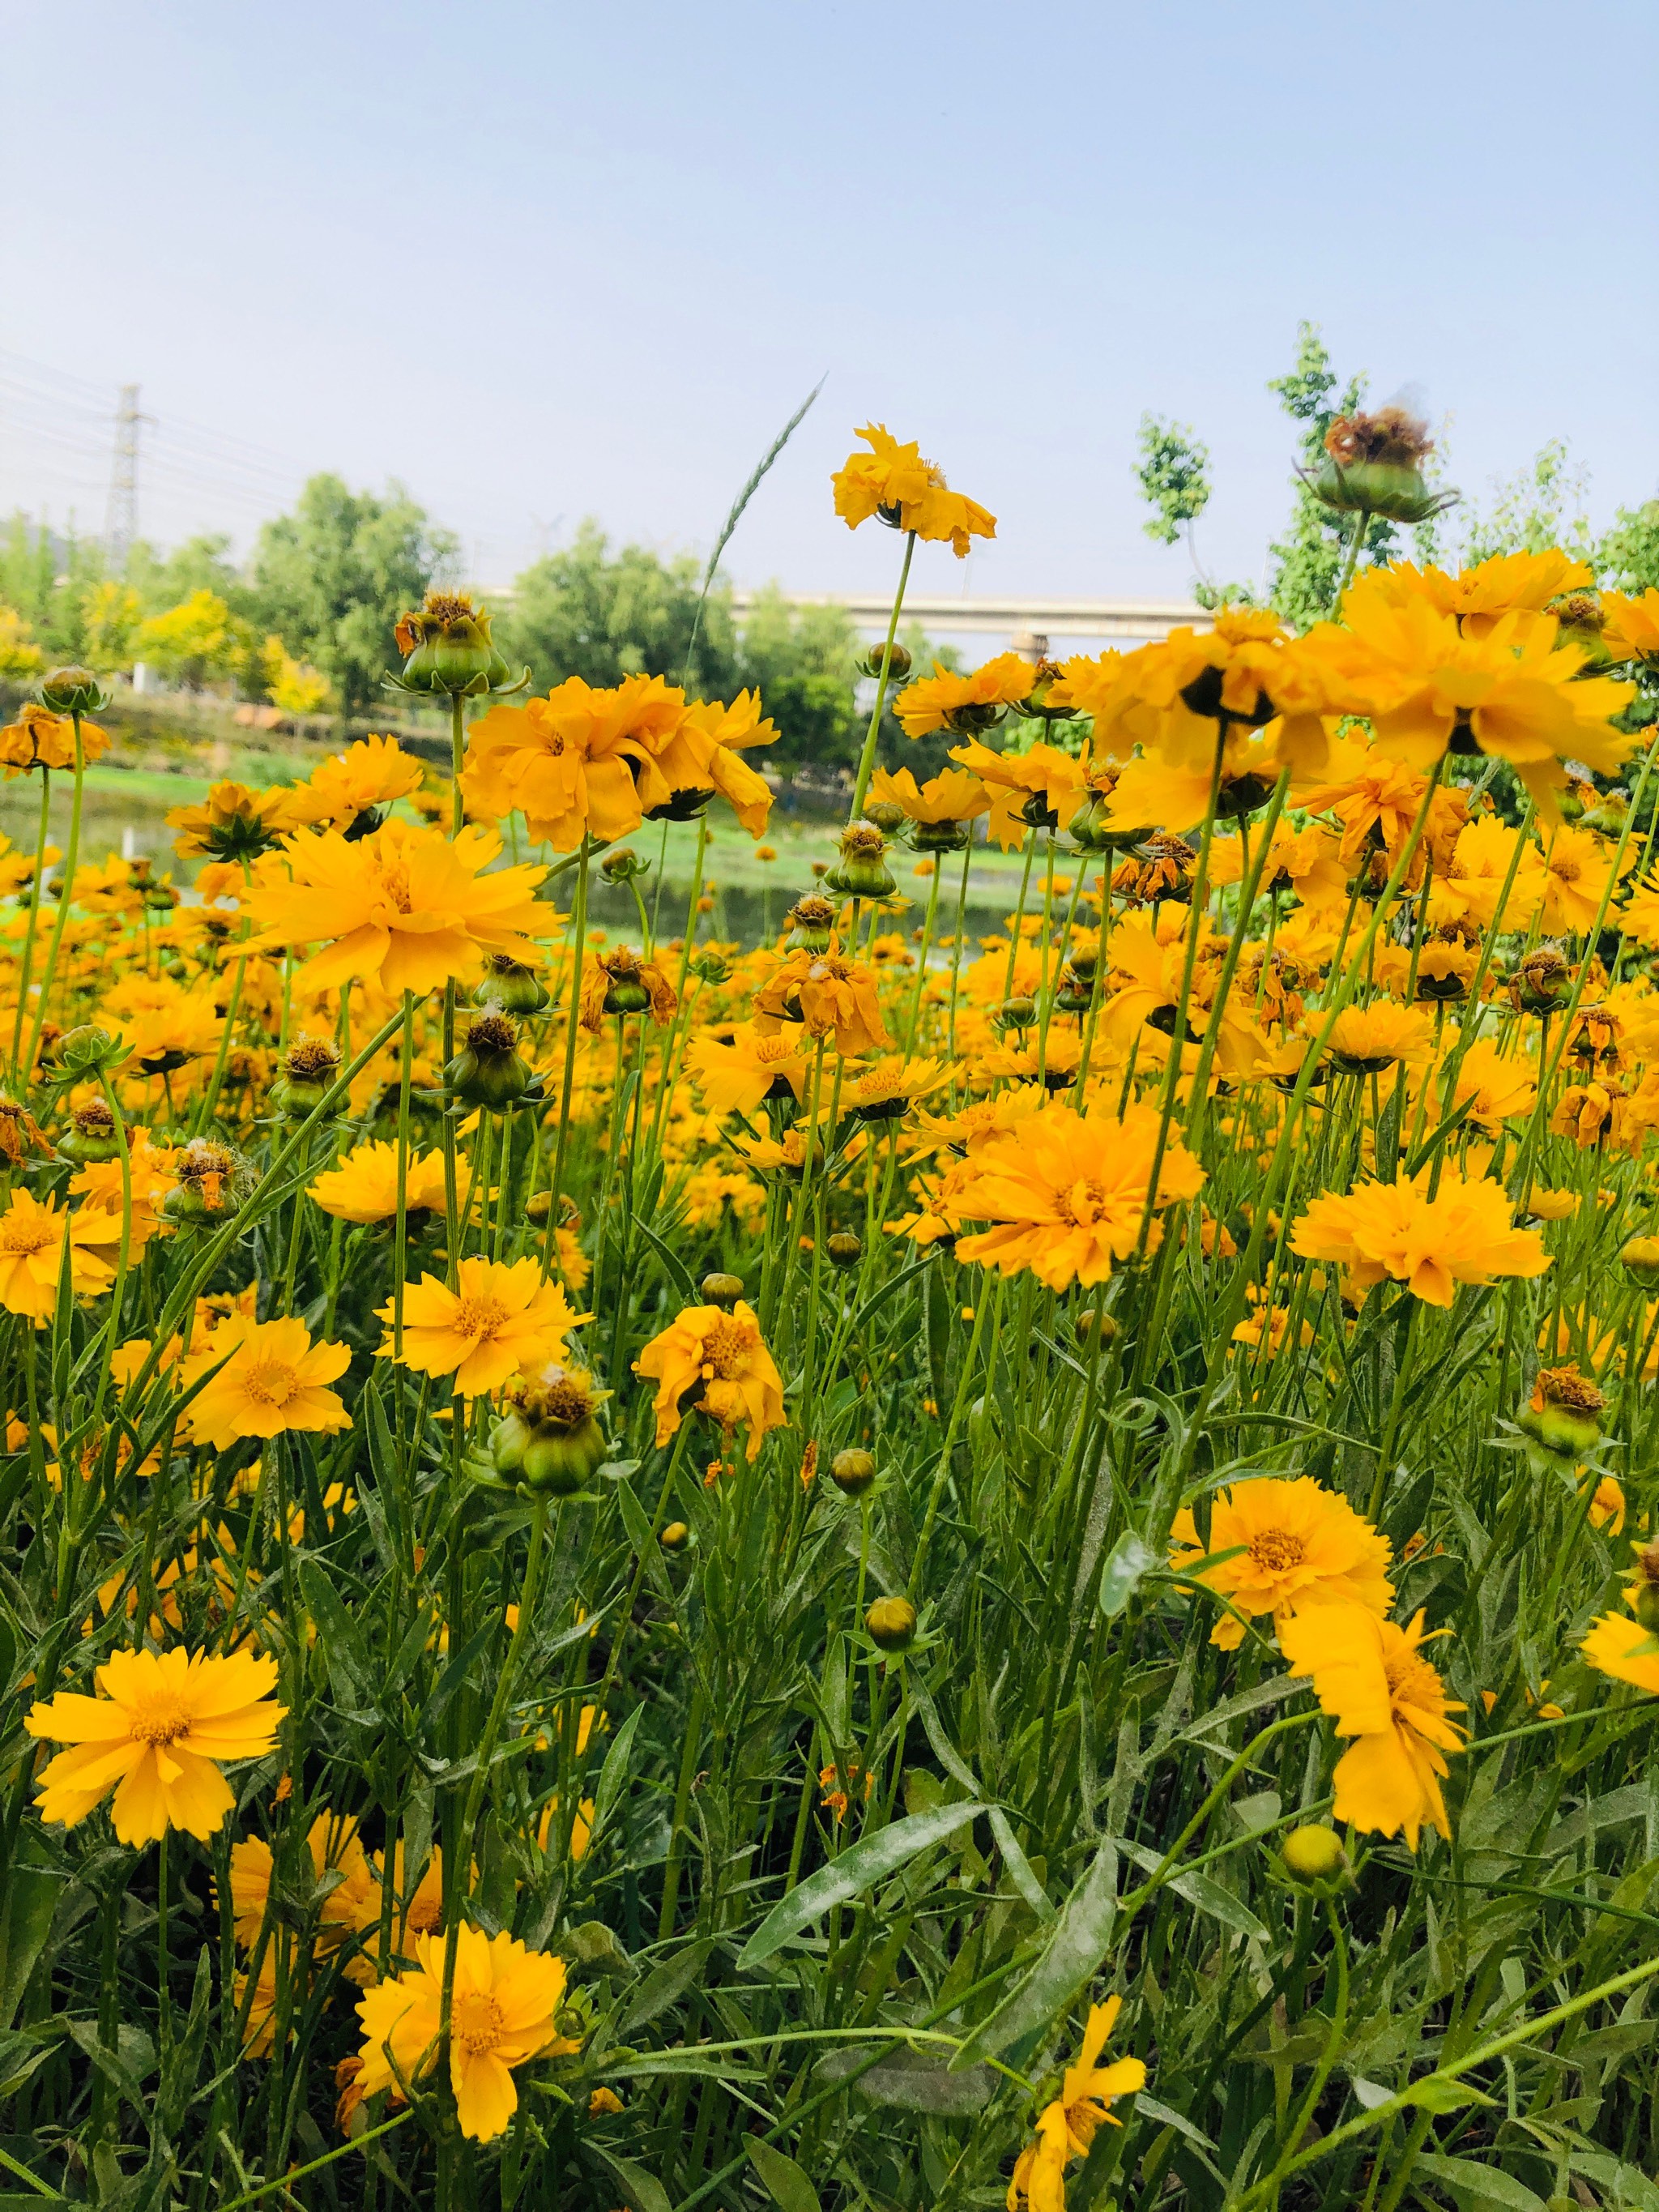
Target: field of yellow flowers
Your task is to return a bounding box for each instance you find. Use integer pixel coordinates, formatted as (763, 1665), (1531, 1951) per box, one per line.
(5, 412), (1659, 2212)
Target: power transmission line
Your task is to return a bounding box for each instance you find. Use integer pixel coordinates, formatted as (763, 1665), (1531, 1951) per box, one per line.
(104, 384), (151, 567)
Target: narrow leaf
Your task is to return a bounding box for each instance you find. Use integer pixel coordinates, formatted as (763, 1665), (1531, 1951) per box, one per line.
(738, 1803), (981, 1969)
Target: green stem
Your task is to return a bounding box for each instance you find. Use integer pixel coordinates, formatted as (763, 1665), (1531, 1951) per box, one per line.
(850, 532), (915, 819)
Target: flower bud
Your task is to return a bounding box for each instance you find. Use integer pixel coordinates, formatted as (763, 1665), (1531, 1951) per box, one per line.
(997, 995), (1037, 1033)
(826, 1231), (862, 1268)
(1509, 943), (1572, 1016)
(1623, 1236), (1659, 1287)
(1307, 408), (1455, 527)
(825, 821), (898, 900)
(505, 1363), (612, 1495)
(58, 1024), (128, 1076)
(865, 1595), (917, 1650)
(660, 1520), (691, 1551)
(268, 1033), (341, 1121)
(56, 1097), (121, 1165)
(601, 846), (650, 884)
(831, 1448), (876, 1497)
(863, 799), (906, 835)
(162, 1138), (248, 1223)
(1520, 1364), (1606, 1461)
(1021, 659), (1075, 721)
(783, 895), (838, 953)
(693, 950), (733, 985)
(475, 954), (549, 1016)
(444, 1011), (531, 1110)
(390, 591), (519, 697)
(1631, 1544), (1659, 1634)
(1074, 1308), (1119, 1350)
(39, 665), (109, 716)
(912, 816), (973, 853)
(858, 641), (912, 683)
(701, 1271), (744, 1309)
(1054, 963), (1095, 1014)
(1281, 1825), (1346, 1885)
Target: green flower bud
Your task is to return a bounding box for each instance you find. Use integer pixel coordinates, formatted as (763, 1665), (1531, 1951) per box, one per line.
(831, 1449), (876, 1497)
(1281, 1825), (1346, 1885)
(39, 666), (109, 715)
(701, 1272), (744, 1309)
(824, 821), (897, 900)
(474, 954), (549, 1016)
(391, 591), (521, 697)
(866, 1596), (917, 1651)
(443, 1011), (531, 1110)
(783, 895), (838, 953)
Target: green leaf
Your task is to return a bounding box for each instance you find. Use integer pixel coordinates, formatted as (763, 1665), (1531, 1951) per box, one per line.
(1402, 2074), (1499, 2115)
(737, 1803), (981, 1969)
(296, 1557), (373, 1709)
(953, 1836), (1117, 2067)
(591, 1706), (644, 1843)
(632, 1212), (695, 1300)
(816, 2042), (996, 2114)
(590, 2144), (671, 2212)
(745, 2135), (821, 2212)
(1118, 1840), (1269, 1941)
(0, 1852), (63, 2033)
(1569, 2152), (1659, 2212)
(987, 1808), (1056, 1924)
(601, 2047), (765, 2080)
(619, 1937), (717, 2034)
(1414, 2153), (1548, 2212)
(1098, 1531), (1156, 1620)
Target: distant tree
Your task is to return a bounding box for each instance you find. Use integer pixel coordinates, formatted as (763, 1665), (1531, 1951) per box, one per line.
(0, 517), (107, 660)
(1598, 497), (1659, 596)
(0, 605), (42, 681)
(497, 520), (738, 698)
(81, 581), (143, 671)
(249, 475), (454, 719)
(736, 585), (861, 778)
(133, 589), (256, 690)
(126, 532), (248, 618)
(1459, 440), (1590, 566)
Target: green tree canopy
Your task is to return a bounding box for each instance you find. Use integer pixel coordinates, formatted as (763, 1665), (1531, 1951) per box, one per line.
(496, 520), (739, 698)
(249, 475), (454, 719)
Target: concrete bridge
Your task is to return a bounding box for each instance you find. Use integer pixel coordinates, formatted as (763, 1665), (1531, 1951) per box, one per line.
(727, 591), (1212, 659)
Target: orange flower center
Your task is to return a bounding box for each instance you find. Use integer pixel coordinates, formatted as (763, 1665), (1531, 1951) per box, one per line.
(450, 1991), (506, 2057)
(128, 1693), (192, 1747)
(379, 859), (415, 914)
(701, 1317), (754, 1380)
(1550, 857), (1580, 883)
(1247, 1528), (1307, 1575)
(0, 1217), (54, 1257)
(454, 1295), (510, 1343)
(1056, 1177), (1111, 1227)
(1384, 1649), (1441, 1710)
(240, 1360), (300, 1410)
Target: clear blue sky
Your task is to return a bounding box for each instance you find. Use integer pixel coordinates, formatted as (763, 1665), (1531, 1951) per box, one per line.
(3, 0), (1656, 608)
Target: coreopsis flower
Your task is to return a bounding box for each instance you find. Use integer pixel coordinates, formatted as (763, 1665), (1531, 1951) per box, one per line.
(686, 1021), (813, 1115)
(1278, 1607), (1465, 1848)
(1007, 1996), (1145, 2212)
(25, 1647), (284, 1845)
(948, 738), (1088, 850)
(228, 1813), (381, 1971)
(1169, 1479), (1394, 1650)
(1603, 587), (1659, 668)
(941, 1100), (1204, 1290)
(1552, 1079), (1626, 1151)
(0, 700), (111, 777)
(180, 1316), (352, 1450)
(1428, 817), (1548, 933)
(1100, 910), (1264, 1079)
(1098, 732), (1285, 839)
(355, 1925), (580, 2143)
(1068, 611), (1335, 779)
(309, 1141), (450, 1225)
(830, 424), (995, 557)
(1437, 1039), (1536, 1135)
(290, 733), (425, 835)
(0, 1186), (127, 1322)
(842, 1053), (956, 1121)
(579, 946), (678, 1031)
(1320, 595), (1636, 813)
(1539, 823), (1630, 935)
(390, 589), (521, 696)
(1290, 1165), (1550, 1307)
(379, 1256), (587, 1397)
(1346, 549), (1594, 640)
(633, 1299), (786, 1459)
(867, 764), (990, 840)
(461, 673), (684, 848)
(245, 818), (551, 997)
(753, 947), (890, 1057)
(1295, 737), (1466, 878)
(894, 653), (1032, 740)
(168, 779), (310, 862)
(1326, 1001), (1437, 1075)
(648, 691), (777, 835)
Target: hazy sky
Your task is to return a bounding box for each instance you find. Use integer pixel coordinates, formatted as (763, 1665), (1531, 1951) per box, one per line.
(3, 0), (1657, 613)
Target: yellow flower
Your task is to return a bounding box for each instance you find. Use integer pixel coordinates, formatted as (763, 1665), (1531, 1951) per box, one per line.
(1582, 1612), (1659, 1694)
(25, 1647), (284, 1845)
(1290, 1165), (1550, 1307)
(948, 737), (1088, 851)
(1326, 1002), (1436, 1076)
(830, 424), (995, 557)
(1007, 1996), (1145, 2212)
(1584, 1474), (1626, 1534)
(1603, 587), (1659, 668)
(686, 1021), (813, 1116)
(1346, 549), (1593, 638)
(1278, 1607), (1465, 1848)
(379, 1257), (587, 1398)
(308, 1140), (450, 1224)
(0, 700), (112, 777)
(245, 818), (551, 997)
(633, 1299), (786, 1460)
(291, 734), (425, 830)
(180, 1316), (352, 1450)
(843, 1054), (956, 1121)
(0, 1187), (126, 1322)
(168, 779), (309, 860)
(461, 677), (666, 851)
(753, 947), (891, 1058)
(942, 1100), (1205, 1291)
(894, 654), (1033, 740)
(867, 765), (989, 826)
(1539, 822), (1630, 935)
(355, 1924), (579, 2143)
(228, 1813), (381, 1969)
(1168, 1478), (1393, 1650)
